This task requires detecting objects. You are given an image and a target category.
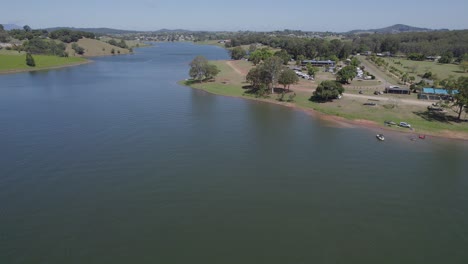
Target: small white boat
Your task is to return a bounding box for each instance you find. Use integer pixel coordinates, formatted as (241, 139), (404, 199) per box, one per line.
(376, 134), (385, 141)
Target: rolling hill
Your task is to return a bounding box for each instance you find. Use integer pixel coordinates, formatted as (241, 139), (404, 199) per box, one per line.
(346, 24), (442, 34)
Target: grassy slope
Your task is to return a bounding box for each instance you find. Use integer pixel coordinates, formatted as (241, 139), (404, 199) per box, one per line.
(66, 38), (131, 57)
(0, 54), (87, 72)
(183, 60), (468, 137)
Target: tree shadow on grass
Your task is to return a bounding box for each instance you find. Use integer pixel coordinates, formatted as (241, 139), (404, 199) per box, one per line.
(413, 110), (458, 124)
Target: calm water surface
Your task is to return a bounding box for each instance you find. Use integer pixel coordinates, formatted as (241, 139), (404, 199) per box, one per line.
(1, 43), (468, 264)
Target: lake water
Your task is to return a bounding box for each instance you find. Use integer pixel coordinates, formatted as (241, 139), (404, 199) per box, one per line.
(1, 42), (468, 264)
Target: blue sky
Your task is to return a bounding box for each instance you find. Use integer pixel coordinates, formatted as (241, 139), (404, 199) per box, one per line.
(1, 0), (467, 32)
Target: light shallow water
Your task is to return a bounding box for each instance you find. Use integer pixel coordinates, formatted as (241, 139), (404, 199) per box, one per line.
(1, 42), (468, 264)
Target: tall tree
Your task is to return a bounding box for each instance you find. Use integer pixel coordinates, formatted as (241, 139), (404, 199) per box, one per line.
(278, 69), (299, 91)
(274, 49), (292, 65)
(262, 56), (284, 93)
(189, 56), (209, 81)
(444, 76), (468, 121)
(336, 65), (357, 84)
(188, 55), (220, 82)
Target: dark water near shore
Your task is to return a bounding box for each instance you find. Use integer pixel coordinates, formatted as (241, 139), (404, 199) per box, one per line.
(1, 42), (468, 264)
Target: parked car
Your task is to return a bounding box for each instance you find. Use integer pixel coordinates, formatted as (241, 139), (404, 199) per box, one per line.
(427, 105), (445, 112)
(384, 120), (397, 126)
(399, 122), (411, 128)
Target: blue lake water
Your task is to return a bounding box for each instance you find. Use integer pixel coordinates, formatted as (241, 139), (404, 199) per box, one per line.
(1, 42), (468, 264)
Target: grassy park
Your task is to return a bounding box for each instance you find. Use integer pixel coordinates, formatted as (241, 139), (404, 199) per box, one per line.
(0, 54), (87, 73)
(183, 59), (468, 138)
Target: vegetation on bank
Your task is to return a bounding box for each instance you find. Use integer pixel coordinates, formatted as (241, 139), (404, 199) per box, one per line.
(182, 57), (468, 137)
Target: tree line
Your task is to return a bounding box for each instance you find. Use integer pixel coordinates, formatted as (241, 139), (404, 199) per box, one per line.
(225, 30), (468, 61)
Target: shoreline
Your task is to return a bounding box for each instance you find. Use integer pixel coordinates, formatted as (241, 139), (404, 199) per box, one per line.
(181, 81), (468, 141)
(0, 44), (151, 75)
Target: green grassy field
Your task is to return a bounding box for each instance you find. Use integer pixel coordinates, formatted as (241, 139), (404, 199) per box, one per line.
(182, 59), (468, 137)
(366, 56), (467, 82)
(0, 54), (87, 72)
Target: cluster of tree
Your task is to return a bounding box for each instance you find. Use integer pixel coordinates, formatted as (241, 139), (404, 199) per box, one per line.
(351, 30), (468, 59)
(22, 38), (67, 57)
(311, 80), (344, 102)
(188, 56), (220, 82)
(246, 56), (300, 96)
(225, 30), (468, 62)
(246, 56), (284, 95)
(8, 26), (48, 40)
(227, 33), (352, 61)
(49, 29), (95, 43)
(108, 39), (128, 49)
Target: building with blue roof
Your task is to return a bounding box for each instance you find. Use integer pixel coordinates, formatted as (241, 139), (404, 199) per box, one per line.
(419, 87), (458, 100)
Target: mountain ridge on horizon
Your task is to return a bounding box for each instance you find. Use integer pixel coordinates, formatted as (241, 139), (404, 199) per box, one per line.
(1, 23), (460, 35)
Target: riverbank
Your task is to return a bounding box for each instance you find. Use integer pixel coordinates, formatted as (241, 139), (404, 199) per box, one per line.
(181, 60), (468, 140)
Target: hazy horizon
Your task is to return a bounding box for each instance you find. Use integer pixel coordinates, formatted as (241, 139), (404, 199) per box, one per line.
(1, 0), (467, 32)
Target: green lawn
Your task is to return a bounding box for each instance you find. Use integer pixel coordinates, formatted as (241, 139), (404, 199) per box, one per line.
(0, 54), (87, 72)
(380, 57), (467, 81)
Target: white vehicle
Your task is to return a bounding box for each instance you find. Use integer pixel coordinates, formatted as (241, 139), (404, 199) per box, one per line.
(399, 122), (411, 128)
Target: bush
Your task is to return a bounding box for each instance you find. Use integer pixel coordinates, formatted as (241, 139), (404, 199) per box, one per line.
(26, 53), (35, 67)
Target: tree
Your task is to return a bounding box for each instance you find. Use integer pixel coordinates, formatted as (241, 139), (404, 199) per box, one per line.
(111, 48), (115, 54)
(306, 64), (318, 77)
(350, 57), (360, 67)
(261, 56), (284, 93)
(311, 81), (344, 102)
(71, 43), (85, 55)
(189, 55), (220, 82)
(278, 69), (299, 91)
(438, 52), (453, 64)
(248, 48), (273, 65)
(26, 53), (35, 67)
(401, 73), (409, 84)
(336, 65), (357, 84)
(460, 61), (468, 73)
(246, 67), (266, 89)
(23, 25), (32, 32)
(274, 50), (292, 65)
(230, 46), (246, 60)
(444, 76), (468, 121)
(205, 64), (220, 79)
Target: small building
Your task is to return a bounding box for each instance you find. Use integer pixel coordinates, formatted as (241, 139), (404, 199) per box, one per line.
(385, 86), (410, 95)
(418, 87), (458, 100)
(302, 60), (335, 67)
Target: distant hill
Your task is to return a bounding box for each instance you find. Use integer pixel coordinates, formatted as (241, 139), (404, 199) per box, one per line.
(346, 24), (442, 34)
(45, 27), (194, 35)
(1, 24), (22, 30)
(45, 27), (142, 35)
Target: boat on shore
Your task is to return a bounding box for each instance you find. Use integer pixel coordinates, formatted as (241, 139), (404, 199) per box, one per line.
(376, 134), (385, 141)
